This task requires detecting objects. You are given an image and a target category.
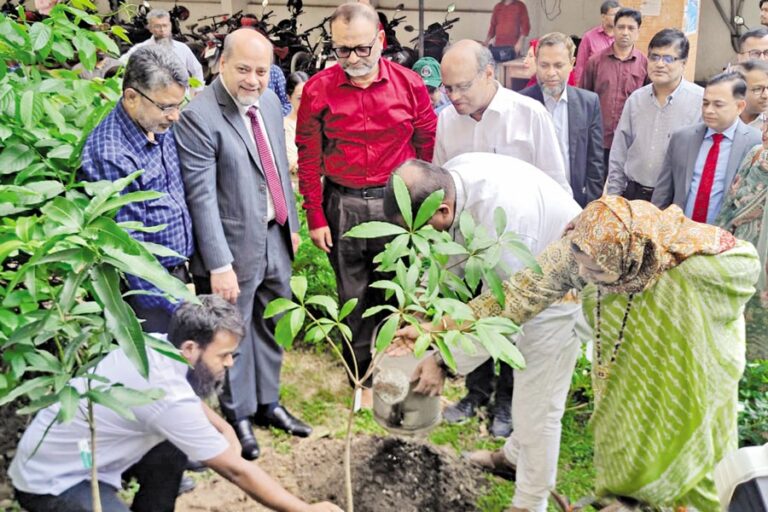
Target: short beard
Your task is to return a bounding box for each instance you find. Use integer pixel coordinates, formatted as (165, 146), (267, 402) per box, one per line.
(154, 36), (172, 46)
(542, 82), (565, 99)
(342, 60), (376, 78)
(187, 361), (224, 398)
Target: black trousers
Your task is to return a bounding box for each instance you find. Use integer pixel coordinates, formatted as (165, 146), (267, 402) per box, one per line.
(465, 358), (514, 408)
(15, 440), (187, 512)
(323, 182), (392, 386)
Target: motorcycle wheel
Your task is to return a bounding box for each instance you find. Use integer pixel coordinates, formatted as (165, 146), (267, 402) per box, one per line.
(290, 50), (314, 74)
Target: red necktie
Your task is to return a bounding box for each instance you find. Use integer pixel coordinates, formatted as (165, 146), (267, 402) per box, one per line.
(246, 106), (288, 225)
(691, 133), (725, 223)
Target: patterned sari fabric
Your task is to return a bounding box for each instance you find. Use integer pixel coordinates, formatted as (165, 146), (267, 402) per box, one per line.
(715, 145), (768, 360)
(470, 197), (759, 510)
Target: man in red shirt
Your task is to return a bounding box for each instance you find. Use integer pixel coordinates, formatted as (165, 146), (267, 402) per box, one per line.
(484, 0), (530, 60)
(296, 2), (436, 404)
(579, 7), (647, 172)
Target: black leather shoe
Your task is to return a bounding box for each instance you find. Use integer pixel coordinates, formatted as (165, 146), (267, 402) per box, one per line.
(253, 405), (312, 437)
(231, 418), (260, 460)
(442, 393), (488, 423)
(489, 402), (512, 438)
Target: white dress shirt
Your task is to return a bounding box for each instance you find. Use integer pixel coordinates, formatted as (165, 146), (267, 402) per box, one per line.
(434, 83), (571, 195)
(122, 37), (205, 91)
(9, 342), (229, 496)
(543, 87), (570, 182)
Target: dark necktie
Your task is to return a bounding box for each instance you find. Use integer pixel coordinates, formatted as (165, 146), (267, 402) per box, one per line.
(246, 106), (288, 225)
(691, 132), (725, 223)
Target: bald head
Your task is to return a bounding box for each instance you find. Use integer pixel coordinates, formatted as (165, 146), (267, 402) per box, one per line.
(441, 40), (497, 119)
(220, 28), (274, 106)
(330, 2), (380, 32)
(443, 40), (495, 74)
(383, 160), (456, 229)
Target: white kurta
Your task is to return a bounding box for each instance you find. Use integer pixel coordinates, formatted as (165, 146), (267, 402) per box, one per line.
(443, 152), (582, 512)
(434, 84), (572, 195)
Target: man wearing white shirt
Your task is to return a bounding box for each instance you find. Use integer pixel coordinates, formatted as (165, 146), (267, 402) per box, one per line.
(9, 295), (340, 512)
(733, 59), (768, 129)
(121, 9), (205, 94)
(434, 40), (571, 194)
(383, 153), (582, 512)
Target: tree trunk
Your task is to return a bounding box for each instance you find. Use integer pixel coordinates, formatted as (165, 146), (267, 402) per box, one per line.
(344, 387), (357, 512)
(88, 399), (103, 512)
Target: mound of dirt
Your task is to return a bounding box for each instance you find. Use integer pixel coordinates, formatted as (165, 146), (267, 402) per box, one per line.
(177, 435), (489, 512)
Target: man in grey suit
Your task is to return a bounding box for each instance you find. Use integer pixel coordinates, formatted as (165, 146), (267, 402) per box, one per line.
(175, 28), (311, 461)
(653, 71), (761, 223)
(520, 31), (605, 207)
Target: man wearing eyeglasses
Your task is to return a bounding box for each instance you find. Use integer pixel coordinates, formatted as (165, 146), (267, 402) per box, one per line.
(606, 29), (703, 201)
(296, 2), (436, 405)
(81, 45), (193, 335)
(733, 60), (768, 129)
(737, 27), (768, 63)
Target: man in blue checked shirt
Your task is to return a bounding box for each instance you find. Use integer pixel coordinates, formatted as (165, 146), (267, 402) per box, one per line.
(81, 45), (194, 334)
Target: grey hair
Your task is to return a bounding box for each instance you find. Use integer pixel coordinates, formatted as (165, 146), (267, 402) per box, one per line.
(330, 2), (380, 29)
(475, 44), (495, 73)
(147, 8), (170, 21)
(168, 294), (246, 350)
(383, 159), (455, 223)
(123, 45), (189, 93)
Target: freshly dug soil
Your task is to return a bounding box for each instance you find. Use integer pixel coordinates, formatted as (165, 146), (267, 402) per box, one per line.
(0, 403), (29, 505)
(177, 435), (489, 512)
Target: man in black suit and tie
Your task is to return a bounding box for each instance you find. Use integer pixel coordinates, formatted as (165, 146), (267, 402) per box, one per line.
(175, 28), (311, 461)
(520, 32), (605, 207)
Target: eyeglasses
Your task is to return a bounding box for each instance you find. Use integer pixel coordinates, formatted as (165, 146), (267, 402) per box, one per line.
(331, 35), (378, 59)
(131, 88), (186, 115)
(741, 49), (768, 59)
(648, 53), (682, 64)
(443, 72), (482, 95)
(750, 85), (768, 95)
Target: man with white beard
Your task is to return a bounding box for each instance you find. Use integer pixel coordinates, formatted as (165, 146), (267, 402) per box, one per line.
(122, 9), (204, 94)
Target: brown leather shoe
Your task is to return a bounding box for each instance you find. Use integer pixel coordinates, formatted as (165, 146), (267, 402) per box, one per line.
(464, 449), (516, 480)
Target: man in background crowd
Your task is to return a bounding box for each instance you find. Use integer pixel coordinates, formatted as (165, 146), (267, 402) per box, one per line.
(732, 60), (768, 129)
(573, 0), (620, 85)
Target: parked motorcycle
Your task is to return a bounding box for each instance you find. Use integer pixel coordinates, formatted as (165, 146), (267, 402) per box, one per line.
(381, 3), (416, 69)
(405, 3), (458, 62)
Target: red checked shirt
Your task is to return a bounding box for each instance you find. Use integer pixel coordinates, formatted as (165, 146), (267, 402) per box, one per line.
(487, 0), (530, 47)
(296, 59), (437, 230)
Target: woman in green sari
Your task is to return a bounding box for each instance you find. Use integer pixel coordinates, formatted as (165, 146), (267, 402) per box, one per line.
(715, 121), (768, 360)
(400, 196), (759, 511)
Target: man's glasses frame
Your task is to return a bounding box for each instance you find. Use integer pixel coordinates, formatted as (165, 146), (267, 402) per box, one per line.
(741, 49), (768, 60)
(331, 34), (378, 59)
(131, 87), (186, 116)
(443, 71), (483, 95)
(648, 53), (683, 64)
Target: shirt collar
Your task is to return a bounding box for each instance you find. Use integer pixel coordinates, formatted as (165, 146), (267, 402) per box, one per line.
(651, 78), (686, 105)
(335, 57), (389, 88)
(705, 119), (740, 141)
(485, 82), (506, 114)
(544, 86), (568, 106)
(607, 45), (639, 61)
(115, 100), (161, 149)
(220, 77), (260, 115)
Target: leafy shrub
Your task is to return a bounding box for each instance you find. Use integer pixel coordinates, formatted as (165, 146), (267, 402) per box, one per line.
(738, 360), (768, 447)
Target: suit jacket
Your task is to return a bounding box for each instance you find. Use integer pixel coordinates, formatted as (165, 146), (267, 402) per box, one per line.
(652, 120), (761, 211)
(174, 78), (299, 281)
(519, 84), (605, 207)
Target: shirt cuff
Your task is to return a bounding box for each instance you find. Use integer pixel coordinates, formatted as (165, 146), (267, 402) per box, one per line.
(306, 208), (329, 230)
(210, 264), (232, 274)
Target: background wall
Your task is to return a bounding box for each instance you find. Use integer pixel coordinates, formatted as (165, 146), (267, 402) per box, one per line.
(109, 0), (755, 82)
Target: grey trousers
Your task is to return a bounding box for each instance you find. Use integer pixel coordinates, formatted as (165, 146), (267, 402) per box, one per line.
(323, 183), (392, 385)
(196, 222), (291, 420)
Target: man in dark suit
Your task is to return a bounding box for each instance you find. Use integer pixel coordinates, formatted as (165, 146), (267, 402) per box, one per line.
(175, 28), (311, 461)
(653, 71), (762, 223)
(520, 32), (604, 207)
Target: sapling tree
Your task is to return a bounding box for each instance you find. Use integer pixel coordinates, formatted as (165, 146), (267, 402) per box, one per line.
(0, 4), (196, 510)
(266, 175), (539, 512)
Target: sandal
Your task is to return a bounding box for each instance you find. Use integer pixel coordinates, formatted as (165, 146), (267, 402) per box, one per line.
(463, 449), (517, 480)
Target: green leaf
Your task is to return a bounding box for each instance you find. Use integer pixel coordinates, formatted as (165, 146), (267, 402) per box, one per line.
(290, 275), (308, 302)
(374, 315), (399, 353)
(0, 144), (35, 174)
(413, 188), (445, 229)
(369, 280), (404, 307)
(89, 30), (119, 56)
(274, 308), (304, 349)
(494, 207), (508, 237)
(46, 144), (74, 160)
(141, 242), (184, 259)
(86, 388), (136, 421)
(41, 196), (84, 231)
(344, 221), (407, 239)
(434, 337), (457, 371)
(57, 386), (80, 423)
(483, 267), (506, 308)
(305, 295), (339, 320)
(432, 241), (468, 256)
(263, 297), (298, 318)
(339, 298), (358, 320)
(73, 31), (97, 70)
(92, 190), (164, 218)
(145, 334), (187, 365)
(413, 332), (432, 358)
(51, 37), (75, 62)
(393, 174), (412, 228)
(110, 24), (131, 43)
(29, 22), (52, 52)
(361, 304), (398, 318)
(107, 385), (164, 406)
(459, 210), (475, 242)
(464, 256), (483, 292)
(500, 234), (542, 274)
(0, 239), (24, 263)
(91, 264), (148, 378)
(0, 376), (53, 407)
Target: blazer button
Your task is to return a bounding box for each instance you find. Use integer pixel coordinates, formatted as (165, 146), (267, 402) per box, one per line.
(260, 184), (266, 192)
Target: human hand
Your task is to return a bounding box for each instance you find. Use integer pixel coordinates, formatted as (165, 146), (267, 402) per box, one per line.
(388, 323), (424, 356)
(211, 269), (240, 304)
(306, 502), (343, 512)
(291, 232), (301, 255)
(309, 227), (333, 253)
(411, 355), (446, 396)
(514, 39), (524, 55)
